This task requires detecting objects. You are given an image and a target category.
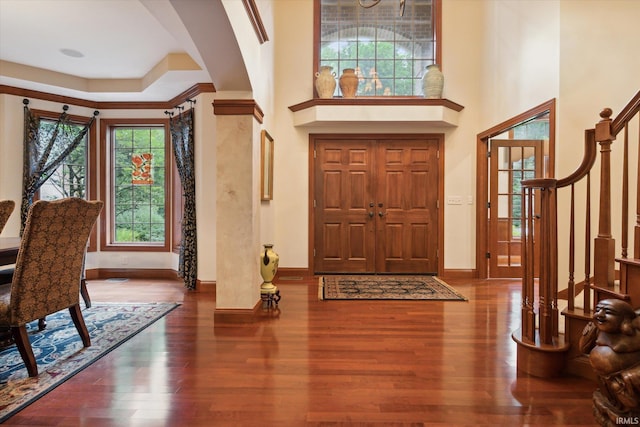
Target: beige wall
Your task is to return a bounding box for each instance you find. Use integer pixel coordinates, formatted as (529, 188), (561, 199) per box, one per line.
(1, 0), (639, 280)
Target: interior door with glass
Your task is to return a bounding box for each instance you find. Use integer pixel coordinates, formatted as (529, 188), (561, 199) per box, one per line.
(489, 140), (543, 278)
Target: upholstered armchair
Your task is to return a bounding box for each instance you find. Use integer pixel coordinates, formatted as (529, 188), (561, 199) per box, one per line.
(0, 198), (103, 377)
(0, 200), (15, 233)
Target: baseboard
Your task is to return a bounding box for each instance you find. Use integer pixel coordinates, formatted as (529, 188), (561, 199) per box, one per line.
(275, 267), (314, 281)
(197, 279), (216, 290)
(86, 268), (179, 280)
(213, 299), (263, 323)
(440, 269), (476, 279)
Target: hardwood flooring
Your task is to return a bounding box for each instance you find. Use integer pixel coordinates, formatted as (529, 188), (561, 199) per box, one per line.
(2, 277), (598, 426)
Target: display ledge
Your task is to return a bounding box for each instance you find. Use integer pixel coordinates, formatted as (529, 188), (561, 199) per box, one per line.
(288, 97), (464, 128)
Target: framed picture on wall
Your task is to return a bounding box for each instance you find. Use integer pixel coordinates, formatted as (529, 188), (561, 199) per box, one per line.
(261, 130), (274, 201)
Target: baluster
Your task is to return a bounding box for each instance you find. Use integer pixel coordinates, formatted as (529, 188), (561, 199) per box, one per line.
(539, 186), (553, 344)
(568, 184), (575, 310)
(522, 186), (536, 342)
(550, 186), (559, 337)
(622, 123), (629, 258)
(584, 172), (592, 313)
(636, 117), (640, 258)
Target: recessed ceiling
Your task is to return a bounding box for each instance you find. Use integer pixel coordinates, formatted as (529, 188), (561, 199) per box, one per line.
(0, 0), (215, 102)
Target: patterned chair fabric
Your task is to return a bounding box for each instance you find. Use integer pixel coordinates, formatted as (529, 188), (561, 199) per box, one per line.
(0, 198), (103, 377)
(0, 200), (15, 233)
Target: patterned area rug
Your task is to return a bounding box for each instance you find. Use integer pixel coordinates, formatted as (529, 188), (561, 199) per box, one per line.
(0, 302), (180, 422)
(320, 275), (467, 301)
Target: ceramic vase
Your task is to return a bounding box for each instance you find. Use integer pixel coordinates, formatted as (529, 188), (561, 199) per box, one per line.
(315, 66), (337, 99)
(423, 64), (444, 99)
(339, 68), (359, 98)
(260, 243), (279, 292)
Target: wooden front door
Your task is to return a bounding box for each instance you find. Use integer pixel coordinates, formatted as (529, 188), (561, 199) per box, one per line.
(489, 140), (543, 278)
(313, 137), (440, 274)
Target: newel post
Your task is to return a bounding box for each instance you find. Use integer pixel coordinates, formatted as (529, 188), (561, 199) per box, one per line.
(594, 108), (616, 287)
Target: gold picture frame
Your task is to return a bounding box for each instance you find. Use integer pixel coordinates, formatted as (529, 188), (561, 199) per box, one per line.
(260, 130), (274, 201)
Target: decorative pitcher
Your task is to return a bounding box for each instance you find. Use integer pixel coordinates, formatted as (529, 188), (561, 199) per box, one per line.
(423, 64), (444, 99)
(315, 66), (337, 99)
(260, 244), (279, 292)
(339, 68), (359, 98)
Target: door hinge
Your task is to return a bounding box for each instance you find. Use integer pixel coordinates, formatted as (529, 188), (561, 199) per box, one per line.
(313, 248), (316, 257)
(486, 202), (491, 208)
(437, 200), (439, 209)
(437, 150), (440, 159)
(314, 149), (317, 159)
(487, 151), (491, 158)
(486, 252), (491, 259)
(313, 199), (316, 208)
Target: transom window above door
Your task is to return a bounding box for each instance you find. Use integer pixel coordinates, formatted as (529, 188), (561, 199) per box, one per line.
(316, 0), (441, 97)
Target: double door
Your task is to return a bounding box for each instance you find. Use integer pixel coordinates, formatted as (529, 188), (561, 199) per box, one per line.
(313, 137), (440, 274)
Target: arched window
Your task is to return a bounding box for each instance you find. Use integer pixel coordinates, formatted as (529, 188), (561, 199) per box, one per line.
(316, 0), (441, 97)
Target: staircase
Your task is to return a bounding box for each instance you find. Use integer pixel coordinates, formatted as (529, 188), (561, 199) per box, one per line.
(512, 90), (640, 378)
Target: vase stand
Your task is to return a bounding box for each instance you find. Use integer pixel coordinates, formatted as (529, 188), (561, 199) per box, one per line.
(260, 286), (281, 309)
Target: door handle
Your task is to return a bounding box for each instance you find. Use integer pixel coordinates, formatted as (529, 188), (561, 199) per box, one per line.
(378, 211), (385, 217)
(369, 211), (374, 218)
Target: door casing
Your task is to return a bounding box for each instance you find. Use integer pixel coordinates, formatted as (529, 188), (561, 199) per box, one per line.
(475, 99), (556, 279)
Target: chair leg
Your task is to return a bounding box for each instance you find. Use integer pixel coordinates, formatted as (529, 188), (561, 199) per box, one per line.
(11, 325), (37, 377)
(80, 278), (91, 308)
(69, 304), (91, 347)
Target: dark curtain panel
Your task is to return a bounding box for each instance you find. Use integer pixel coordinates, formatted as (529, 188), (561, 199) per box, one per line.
(169, 105), (197, 290)
(21, 100), (97, 233)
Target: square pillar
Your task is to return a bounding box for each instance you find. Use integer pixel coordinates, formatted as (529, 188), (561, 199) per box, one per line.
(213, 99), (264, 311)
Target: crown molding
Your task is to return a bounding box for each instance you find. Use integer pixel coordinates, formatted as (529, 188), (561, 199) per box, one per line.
(0, 83), (215, 110)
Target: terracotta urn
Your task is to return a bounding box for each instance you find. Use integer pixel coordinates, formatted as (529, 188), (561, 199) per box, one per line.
(339, 68), (359, 98)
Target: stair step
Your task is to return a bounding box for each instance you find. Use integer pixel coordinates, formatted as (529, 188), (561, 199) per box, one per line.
(564, 354), (597, 381)
(589, 284), (631, 302)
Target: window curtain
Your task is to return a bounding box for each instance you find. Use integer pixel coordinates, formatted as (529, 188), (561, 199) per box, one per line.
(168, 101), (197, 290)
(21, 99), (98, 233)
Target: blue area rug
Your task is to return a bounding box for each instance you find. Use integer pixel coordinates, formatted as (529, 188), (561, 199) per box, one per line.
(0, 302), (180, 422)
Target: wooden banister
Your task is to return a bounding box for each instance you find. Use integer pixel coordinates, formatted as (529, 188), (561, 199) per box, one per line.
(514, 90), (640, 378)
(611, 90), (640, 136)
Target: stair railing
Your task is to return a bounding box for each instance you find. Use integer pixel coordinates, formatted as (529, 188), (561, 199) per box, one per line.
(515, 90), (640, 375)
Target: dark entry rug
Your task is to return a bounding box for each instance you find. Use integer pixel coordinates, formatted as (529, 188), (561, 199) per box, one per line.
(320, 275), (467, 301)
(0, 302), (180, 423)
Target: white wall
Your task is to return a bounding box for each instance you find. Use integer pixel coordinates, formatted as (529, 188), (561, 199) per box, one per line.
(555, 0), (640, 284)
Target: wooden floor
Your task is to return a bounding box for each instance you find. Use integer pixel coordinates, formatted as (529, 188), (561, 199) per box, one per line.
(3, 276), (598, 426)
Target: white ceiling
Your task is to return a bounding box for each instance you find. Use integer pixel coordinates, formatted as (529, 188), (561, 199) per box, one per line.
(0, 0), (247, 102)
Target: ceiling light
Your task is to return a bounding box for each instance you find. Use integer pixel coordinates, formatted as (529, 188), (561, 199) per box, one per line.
(60, 48), (84, 58)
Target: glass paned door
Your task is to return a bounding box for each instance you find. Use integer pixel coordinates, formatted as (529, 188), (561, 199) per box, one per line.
(489, 140), (543, 278)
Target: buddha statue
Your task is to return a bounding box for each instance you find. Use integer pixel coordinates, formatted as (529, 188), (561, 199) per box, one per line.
(580, 298), (640, 426)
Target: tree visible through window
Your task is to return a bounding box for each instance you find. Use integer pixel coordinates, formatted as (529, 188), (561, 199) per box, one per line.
(38, 118), (88, 200)
(317, 0), (439, 97)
